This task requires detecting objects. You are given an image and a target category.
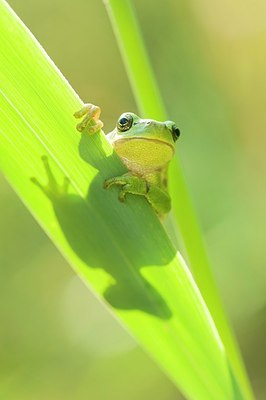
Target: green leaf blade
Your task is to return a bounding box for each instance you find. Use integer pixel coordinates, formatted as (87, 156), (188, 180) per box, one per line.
(104, 1), (253, 399)
(0, 1), (241, 399)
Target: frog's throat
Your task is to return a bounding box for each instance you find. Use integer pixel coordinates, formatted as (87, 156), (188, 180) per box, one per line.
(119, 156), (168, 176)
(113, 137), (174, 175)
(113, 136), (175, 149)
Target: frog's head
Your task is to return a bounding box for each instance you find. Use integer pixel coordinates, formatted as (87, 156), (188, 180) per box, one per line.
(108, 113), (180, 170)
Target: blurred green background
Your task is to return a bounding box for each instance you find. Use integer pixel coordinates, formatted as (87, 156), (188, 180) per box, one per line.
(0, 0), (265, 399)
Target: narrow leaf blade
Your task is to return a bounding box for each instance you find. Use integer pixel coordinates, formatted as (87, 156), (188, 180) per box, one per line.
(0, 2), (239, 399)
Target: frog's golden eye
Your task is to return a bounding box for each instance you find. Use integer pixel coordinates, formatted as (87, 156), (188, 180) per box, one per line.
(117, 114), (133, 132)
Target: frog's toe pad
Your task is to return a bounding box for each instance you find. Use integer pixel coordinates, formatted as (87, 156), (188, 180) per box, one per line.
(76, 122), (85, 132)
(118, 185), (130, 202)
(104, 177), (125, 189)
(103, 179), (113, 189)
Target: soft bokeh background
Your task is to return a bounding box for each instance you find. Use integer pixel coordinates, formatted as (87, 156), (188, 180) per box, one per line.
(1, 0), (265, 399)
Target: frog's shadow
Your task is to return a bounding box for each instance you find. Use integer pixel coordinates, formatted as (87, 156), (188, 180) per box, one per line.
(33, 133), (173, 319)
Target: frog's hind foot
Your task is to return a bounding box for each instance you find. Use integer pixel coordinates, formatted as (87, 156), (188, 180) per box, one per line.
(74, 103), (103, 134)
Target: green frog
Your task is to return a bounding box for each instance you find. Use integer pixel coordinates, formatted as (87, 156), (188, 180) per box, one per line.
(74, 103), (180, 217)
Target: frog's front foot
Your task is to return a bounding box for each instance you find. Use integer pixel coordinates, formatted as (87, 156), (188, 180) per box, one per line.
(104, 173), (148, 202)
(104, 173), (171, 217)
(74, 103), (104, 134)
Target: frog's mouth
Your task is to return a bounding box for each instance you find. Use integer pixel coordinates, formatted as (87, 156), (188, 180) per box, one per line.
(113, 137), (175, 170)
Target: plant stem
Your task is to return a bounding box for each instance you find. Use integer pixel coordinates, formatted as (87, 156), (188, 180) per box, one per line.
(104, 1), (254, 398)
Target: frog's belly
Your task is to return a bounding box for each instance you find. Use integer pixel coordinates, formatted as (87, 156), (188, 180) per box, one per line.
(113, 138), (174, 174)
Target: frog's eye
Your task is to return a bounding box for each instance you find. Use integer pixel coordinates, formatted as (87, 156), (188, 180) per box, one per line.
(172, 125), (180, 142)
(117, 114), (133, 132)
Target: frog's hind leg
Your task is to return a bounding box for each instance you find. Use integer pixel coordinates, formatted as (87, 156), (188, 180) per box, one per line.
(74, 103), (103, 134)
(145, 184), (171, 217)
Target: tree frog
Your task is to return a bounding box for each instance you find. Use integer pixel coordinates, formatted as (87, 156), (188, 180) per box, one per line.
(74, 104), (180, 217)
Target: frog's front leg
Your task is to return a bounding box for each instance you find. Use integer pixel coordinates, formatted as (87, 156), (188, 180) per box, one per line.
(104, 173), (171, 216)
(74, 103), (104, 134)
